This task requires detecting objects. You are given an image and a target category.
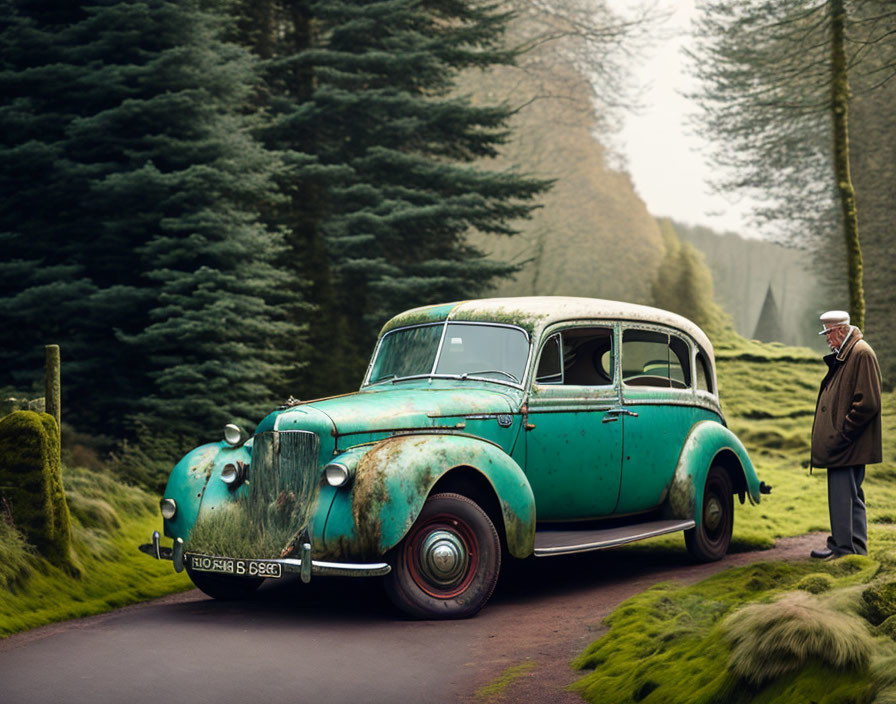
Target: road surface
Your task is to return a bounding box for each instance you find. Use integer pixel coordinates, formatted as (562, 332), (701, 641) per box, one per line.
(0, 534), (820, 704)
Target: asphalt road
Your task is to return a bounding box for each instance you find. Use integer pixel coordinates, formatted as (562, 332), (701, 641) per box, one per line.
(0, 534), (820, 704)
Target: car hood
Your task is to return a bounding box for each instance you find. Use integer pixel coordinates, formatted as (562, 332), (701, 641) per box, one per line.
(256, 386), (519, 438)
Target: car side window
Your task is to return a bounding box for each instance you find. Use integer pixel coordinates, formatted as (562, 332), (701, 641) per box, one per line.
(535, 333), (563, 384)
(536, 327), (614, 386)
(695, 348), (712, 393)
(559, 327), (614, 386)
(622, 329), (692, 389)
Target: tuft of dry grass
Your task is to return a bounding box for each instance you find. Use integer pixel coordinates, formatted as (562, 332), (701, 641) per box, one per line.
(723, 591), (873, 685)
(871, 655), (896, 703)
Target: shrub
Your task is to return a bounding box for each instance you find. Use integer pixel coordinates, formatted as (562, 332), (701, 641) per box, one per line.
(723, 591), (873, 685)
(0, 411), (78, 573)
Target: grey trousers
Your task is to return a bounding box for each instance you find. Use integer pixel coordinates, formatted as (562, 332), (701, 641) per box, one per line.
(826, 464), (867, 555)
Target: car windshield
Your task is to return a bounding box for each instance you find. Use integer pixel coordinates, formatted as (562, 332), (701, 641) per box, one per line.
(367, 322), (530, 386)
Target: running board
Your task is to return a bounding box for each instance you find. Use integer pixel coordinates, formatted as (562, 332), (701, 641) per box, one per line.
(533, 519), (696, 556)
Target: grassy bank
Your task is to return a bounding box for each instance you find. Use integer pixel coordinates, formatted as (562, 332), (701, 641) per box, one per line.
(571, 334), (896, 703)
(0, 465), (191, 637)
(571, 556), (896, 703)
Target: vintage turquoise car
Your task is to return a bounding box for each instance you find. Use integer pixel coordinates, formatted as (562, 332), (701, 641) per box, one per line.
(140, 297), (770, 618)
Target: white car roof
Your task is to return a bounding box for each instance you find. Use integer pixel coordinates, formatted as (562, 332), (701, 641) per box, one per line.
(382, 296), (716, 365)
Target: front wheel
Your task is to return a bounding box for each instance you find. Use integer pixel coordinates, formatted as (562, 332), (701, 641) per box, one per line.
(385, 492), (501, 619)
(684, 465), (733, 562)
(186, 565), (264, 600)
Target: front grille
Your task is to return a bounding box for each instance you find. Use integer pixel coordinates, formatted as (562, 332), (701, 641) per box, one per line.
(186, 430), (321, 560)
(249, 430), (320, 549)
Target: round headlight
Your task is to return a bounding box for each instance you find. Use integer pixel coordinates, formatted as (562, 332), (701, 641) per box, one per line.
(224, 423), (242, 446)
(160, 498), (177, 520)
(221, 463), (239, 485)
(324, 462), (351, 487)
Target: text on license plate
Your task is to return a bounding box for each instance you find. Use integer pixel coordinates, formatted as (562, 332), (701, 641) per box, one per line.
(189, 554), (282, 578)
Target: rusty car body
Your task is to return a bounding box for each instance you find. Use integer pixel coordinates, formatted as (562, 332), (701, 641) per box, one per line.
(141, 297), (769, 618)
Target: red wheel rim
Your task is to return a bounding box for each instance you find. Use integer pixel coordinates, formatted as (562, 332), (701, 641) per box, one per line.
(403, 513), (479, 599)
(703, 475), (730, 546)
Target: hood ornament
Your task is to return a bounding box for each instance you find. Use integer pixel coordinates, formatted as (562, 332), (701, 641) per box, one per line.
(279, 396), (303, 409)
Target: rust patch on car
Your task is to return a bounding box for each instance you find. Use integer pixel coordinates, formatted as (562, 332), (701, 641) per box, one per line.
(351, 441), (396, 557)
(501, 498), (536, 557)
(188, 446), (218, 480)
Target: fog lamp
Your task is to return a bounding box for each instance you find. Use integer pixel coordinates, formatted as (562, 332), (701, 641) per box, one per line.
(223, 423), (242, 446)
(324, 462), (352, 488)
(160, 498), (177, 520)
(221, 462), (240, 485)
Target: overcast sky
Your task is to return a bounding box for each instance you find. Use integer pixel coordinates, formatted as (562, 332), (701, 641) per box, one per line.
(611, 0), (760, 238)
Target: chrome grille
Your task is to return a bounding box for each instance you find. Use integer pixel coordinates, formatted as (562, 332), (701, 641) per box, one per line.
(249, 430), (320, 552)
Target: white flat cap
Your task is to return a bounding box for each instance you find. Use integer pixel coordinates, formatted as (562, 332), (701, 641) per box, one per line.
(818, 310), (849, 333)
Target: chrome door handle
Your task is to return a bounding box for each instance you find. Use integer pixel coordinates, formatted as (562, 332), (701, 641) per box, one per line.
(605, 407), (638, 418)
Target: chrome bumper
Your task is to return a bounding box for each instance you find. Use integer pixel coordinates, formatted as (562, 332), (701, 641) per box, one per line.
(138, 531), (391, 582)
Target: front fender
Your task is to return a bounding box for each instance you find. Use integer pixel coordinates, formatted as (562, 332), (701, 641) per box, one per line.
(161, 441), (251, 541)
(667, 420), (762, 523)
(322, 433), (536, 560)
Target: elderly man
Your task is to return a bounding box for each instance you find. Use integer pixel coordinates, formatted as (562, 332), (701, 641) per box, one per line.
(810, 310), (882, 559)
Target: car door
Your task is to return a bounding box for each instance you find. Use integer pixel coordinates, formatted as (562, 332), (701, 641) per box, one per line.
(523, 324), (623, 520)
(615, 326), (704, 514)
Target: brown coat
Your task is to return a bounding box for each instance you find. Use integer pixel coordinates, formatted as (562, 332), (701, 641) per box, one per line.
(811, 330), (882, 468)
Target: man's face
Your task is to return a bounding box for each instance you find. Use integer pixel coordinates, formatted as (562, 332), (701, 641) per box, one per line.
(823, 324), (848, 350)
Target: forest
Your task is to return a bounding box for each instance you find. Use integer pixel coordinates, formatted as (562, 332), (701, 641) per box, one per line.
(3, 0), (895, 482)
(2, 1), (896, 700)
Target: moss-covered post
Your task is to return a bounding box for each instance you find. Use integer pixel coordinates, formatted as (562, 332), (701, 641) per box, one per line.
(0, 411), (79, 574)
(45, 344), (61, 445)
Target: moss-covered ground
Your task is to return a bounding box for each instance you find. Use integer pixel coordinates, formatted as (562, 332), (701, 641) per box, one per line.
(571, 332), (896, 703)
(0, 465), (191, 637)
(475, 659), (537, 699)
(570, 557), (895, 704)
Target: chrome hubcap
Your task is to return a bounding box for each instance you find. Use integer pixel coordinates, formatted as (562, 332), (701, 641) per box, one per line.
(704, 497), (723, 531)
(420, 530), (468, 586)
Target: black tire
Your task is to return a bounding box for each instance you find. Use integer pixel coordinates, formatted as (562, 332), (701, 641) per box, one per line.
(684, 465), (733, 562)
(385, 492), (501, 619)
(186, 565), (264, 601)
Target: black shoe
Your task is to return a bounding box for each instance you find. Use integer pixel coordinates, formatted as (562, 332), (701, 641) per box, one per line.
(810, 548), (834, 559)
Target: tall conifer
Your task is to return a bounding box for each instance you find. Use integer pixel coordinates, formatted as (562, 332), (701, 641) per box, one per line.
(232, 0), (549, 397)
(0, 0), (305, 443)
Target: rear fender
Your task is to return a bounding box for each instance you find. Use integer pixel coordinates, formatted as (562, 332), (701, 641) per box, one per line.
(667, 421), (761, 523)
(322, 433), (536, 560)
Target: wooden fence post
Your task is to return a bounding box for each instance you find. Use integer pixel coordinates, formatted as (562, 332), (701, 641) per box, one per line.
(45, 344), (61, 444)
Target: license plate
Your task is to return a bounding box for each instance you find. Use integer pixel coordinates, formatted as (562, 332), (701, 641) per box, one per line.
(188, 554), (282, 579)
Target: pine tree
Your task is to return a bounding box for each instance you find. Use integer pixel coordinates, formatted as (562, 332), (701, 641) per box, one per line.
(0, 0), (306, 445)
(230, 0), (549, 398)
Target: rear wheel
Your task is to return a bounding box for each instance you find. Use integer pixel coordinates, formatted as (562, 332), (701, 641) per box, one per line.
(685, 465), (733, 562)
(186, 565), (264, 600)
(385, 492), (501, 619)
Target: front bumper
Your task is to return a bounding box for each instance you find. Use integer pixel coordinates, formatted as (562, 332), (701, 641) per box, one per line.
(138, 531), (391, 583)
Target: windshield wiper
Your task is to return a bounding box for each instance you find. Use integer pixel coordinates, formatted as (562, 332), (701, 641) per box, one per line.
(390, 374), (436, 383)
(460, 370), (521, 384)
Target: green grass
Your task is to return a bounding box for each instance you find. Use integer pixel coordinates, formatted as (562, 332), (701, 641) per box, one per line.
(570, 558), (894, 704)
(0, 465), (191, 637)
(475, 660), (537, 700)
(572, 330), (896, 704)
